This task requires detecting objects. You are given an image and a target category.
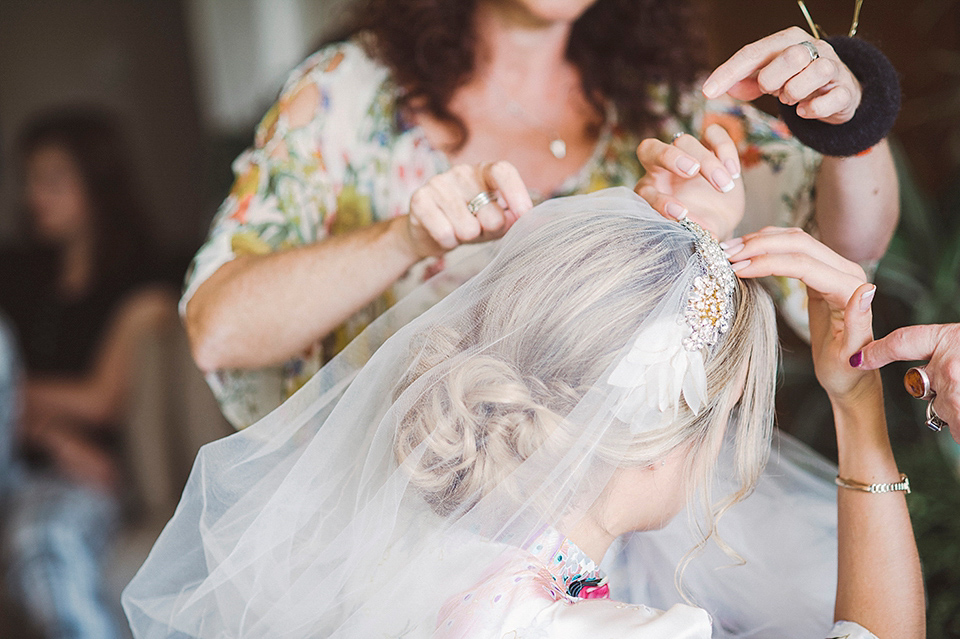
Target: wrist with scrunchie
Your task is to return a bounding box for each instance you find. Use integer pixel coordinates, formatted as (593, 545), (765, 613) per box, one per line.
(778, 36), (901, 157)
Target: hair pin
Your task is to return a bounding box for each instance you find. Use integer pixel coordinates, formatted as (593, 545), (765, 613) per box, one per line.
(797, 0), (865, 39)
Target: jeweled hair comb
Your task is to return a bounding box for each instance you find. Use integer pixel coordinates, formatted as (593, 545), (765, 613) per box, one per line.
(677, 217), (736, 352)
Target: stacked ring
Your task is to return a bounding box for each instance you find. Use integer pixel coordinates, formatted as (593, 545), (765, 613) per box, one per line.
(905, 366), (950, 432)
(467, 191), (496, 216)
(926, 402), (947, 432)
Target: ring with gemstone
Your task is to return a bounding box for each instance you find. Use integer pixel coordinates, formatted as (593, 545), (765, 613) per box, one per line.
(672, 132), (686, 142)
(467, 191), (497, 216)
(904, 366), (936, 401)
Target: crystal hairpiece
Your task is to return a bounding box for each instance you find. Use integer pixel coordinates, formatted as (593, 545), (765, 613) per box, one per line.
(606, 215), (737, 430)
(677, 217), (736, 352)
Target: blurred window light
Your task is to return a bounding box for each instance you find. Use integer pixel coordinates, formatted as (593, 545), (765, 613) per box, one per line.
(186, 0), (351, 134)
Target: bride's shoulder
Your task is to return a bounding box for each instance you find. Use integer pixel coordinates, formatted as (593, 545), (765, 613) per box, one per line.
(434, 546), (565, 637)
(435, 546), (712, 638)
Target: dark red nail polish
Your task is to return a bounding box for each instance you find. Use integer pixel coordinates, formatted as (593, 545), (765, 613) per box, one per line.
(849, 351), (863, 368)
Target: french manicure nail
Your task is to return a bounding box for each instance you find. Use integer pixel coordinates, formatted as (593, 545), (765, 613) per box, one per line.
(719, 237), (743, 250)
(702, 79), (719, 98)
(723, 244), (745, 259)
(859, 286), (876, 312)
(665, 202), (688, 220)
(713, 169), (735, 193)
(730, 259), (751, 272)
(724, 160), (741, 180)
(677, 157), (700, 177)
(849, 351), (863, 368)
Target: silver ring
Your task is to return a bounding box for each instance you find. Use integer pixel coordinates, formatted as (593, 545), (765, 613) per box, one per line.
(799, 40), (820, 63)
(672, 132), (686, 142)
(467, 191), (496, 216)
(926, 399), (948, 432)
(904, 366), (936, 401)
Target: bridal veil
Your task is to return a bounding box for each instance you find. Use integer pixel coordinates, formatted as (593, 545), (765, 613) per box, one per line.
(123, 188), (838, 638)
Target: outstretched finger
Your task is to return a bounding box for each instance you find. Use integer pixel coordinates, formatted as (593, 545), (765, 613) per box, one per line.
(727, 228), (865, 280)
(731, 251), (864, 310)
(702, 123), (741, 180)
(636, 137), (703, 180)
(703, 27), (813, 100)
(857, 325), (945, 370)
(673, 134), (736, 193)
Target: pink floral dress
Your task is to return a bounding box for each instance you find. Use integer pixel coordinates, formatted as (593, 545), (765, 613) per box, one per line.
(434, 527), (877, 638)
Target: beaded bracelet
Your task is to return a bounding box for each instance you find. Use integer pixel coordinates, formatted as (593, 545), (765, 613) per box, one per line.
(835, 473), (911, 494)
(778, 36), (901, 157)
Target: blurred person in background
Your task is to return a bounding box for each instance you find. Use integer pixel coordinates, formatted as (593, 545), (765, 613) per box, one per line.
(182, 0), (899, 428)
(0, 109), (176, 639)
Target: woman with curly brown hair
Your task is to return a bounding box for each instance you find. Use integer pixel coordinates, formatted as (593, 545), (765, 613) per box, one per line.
(181, 0), (898, 428)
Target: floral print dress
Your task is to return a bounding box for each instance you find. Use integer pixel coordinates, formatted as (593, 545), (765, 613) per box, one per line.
(182, 39), (821, 428)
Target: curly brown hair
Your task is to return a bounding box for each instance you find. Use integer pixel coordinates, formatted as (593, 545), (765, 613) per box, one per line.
(353, 0), (708, 150)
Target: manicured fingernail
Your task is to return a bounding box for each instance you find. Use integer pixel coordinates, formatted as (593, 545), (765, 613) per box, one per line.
(730, 259), (751, 271)
(677, 157), (700, 177)
(665, 201), (688, 220)
(713, 168), (735, 193)
(859, 286), (876, 313)
(849, 351), (863, 368)
(723, 244), (745, 259)
(724, 160), (741, 180)
(703, 79), (719, 98)
(719, 237), (743, 250)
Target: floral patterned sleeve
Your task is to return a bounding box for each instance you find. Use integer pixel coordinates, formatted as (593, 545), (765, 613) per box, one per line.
(180, 42), (392, 428)
(181, 43), (382, 315)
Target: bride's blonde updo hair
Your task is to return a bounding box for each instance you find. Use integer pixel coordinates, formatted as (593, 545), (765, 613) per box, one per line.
(394, 210), (776, 522)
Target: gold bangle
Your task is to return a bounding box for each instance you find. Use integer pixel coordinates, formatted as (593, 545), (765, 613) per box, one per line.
(835, 473), (910, 494)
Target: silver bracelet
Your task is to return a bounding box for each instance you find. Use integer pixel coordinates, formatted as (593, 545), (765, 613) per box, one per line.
(835, 473), (911, 494)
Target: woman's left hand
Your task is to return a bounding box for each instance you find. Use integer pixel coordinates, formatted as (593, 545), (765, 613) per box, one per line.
(702, 27), (862, 125)
(635, 126), (744, 241)
(725, 227), (876, 401)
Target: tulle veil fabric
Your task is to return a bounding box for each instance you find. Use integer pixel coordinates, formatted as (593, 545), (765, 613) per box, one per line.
(122, 187), (838, 638)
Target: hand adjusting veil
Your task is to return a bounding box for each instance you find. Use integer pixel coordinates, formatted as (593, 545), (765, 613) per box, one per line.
(124, 188), (834, 638)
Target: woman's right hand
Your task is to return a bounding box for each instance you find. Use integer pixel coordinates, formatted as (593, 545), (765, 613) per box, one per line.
(405, 161), (534, 258)
(634, 126), (744, 241)
(725, 227), (878, 403)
